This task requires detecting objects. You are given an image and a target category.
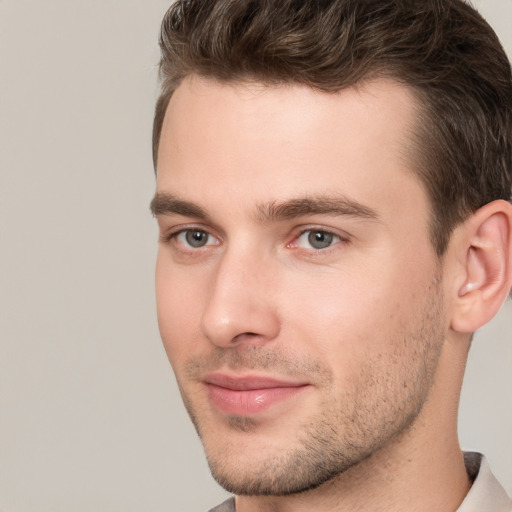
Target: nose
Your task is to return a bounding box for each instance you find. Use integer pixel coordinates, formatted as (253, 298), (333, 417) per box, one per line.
(200, 248), (280, 348)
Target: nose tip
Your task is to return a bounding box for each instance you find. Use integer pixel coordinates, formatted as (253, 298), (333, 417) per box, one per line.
(200, 259), (280, 348)
(201, 295), (280, 348)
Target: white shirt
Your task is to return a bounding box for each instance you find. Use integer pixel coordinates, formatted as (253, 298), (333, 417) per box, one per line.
(458, 452), (512, 512)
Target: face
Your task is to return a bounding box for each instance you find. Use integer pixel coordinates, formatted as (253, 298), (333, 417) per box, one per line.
(153, 77), (447, 495)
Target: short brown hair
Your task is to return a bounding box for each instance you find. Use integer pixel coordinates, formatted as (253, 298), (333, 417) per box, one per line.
(153, 0), (512, 254)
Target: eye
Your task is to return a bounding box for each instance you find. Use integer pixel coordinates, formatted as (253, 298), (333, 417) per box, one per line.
(175, 229), (217, 248)
(295, 230), (341, 250)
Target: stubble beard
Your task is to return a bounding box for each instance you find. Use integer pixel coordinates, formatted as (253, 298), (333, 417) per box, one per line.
(177, 275), (445, 497)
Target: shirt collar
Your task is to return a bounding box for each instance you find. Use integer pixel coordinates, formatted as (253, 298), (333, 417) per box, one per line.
(457, 452), (512, 512)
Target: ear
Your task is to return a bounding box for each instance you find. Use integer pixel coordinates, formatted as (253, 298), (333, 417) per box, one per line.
(450, 200), (512, 334)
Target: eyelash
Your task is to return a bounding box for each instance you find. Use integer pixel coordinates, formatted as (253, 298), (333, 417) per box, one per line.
(289, 228), (347, 252)
(160, 227), (217, 248)
(160, 226), (349, 254)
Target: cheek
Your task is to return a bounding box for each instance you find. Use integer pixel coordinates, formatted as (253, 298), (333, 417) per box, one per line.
(280, 263), (396, 337)
(277, 260), (423, 376)
(155, 255), (207, 365)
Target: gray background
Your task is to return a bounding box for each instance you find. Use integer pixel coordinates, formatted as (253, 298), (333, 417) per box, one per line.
(0, 1), (510, 511)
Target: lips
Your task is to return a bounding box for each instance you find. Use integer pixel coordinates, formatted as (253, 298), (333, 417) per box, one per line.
(203, 373), (309, 416)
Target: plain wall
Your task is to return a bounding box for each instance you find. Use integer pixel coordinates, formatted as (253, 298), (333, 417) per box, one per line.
(0, 1), (510, 511)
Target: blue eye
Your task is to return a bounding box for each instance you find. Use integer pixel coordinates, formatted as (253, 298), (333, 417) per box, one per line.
(296, 230), (340, 250)
(177, 229), (214, 248)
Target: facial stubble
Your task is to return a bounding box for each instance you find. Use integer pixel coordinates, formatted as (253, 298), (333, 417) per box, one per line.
(176, 274), (445, 497)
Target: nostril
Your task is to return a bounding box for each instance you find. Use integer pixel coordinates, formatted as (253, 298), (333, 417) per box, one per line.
(232, 332), (260, 343)
(236, 332), (258, 338)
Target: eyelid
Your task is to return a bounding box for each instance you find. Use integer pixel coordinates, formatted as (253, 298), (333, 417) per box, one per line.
(180, 230), (218, 248)
(296, 230), (340, 249)
(287, 226), (351, 251)
(158, 223), (350, 253)
(159, 224), (221, 248)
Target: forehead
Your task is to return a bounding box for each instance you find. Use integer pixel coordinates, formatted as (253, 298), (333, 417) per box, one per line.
(158, 77), (417, 160)
(156, 77), (426, 225)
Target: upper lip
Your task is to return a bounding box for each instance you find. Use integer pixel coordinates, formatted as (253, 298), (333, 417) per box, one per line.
(203, 373), (308, 391)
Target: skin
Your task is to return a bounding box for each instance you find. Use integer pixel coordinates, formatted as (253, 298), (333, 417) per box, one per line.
(153, 77), (473, 512)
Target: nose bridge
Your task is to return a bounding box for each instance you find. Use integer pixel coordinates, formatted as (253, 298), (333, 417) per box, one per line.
(200, 241), (279, 346)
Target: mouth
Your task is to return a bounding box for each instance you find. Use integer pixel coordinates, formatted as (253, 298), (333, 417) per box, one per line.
(203, 373), (310, 416)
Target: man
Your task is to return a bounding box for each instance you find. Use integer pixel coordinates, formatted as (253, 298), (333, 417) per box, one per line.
(150, 1), (512, 511)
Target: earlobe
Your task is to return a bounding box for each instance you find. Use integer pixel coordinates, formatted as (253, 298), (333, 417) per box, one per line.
(451, 200), (512, 334)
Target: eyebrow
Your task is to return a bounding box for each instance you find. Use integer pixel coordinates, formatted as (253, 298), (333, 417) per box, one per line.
(150, 192), (379, 223)
(256, 196), (379, 222)
(150, 193), (210, 220)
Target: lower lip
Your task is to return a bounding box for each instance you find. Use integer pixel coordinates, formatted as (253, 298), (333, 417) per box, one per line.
(206, 384), (307, 416)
